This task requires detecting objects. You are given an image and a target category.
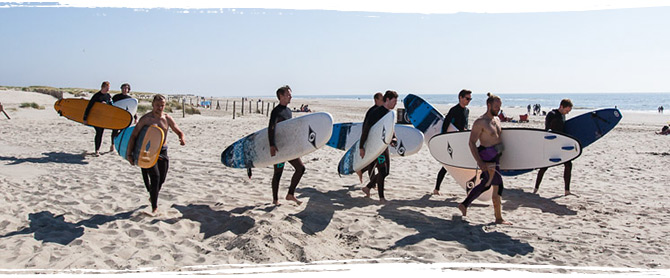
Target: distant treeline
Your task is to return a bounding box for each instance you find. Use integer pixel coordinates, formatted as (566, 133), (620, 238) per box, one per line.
(0, 85), (159, 100)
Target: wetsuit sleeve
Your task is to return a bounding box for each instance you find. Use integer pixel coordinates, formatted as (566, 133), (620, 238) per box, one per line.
(443, 110), (456, 133)
(83, 92), (101, 121)
(268, 108), (279, 147)
(547, 116), (565, 132)
(359, 114), (372, 148)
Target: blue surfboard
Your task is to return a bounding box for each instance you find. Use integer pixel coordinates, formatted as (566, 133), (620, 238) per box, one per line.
(114, 126), (135, 159)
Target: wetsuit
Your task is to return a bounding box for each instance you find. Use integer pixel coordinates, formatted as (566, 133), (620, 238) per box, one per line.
(269, 104), (305, 202)
(83, 91), (112, 152)
(359, 104), (381, 179)
(142, 145), (169, 211)
(461, 143), (504, 207)
(111, 93), (137, 142)
(435, 104), (469, 191)
(535, 109), (572, 192)
(360, 105), (391, 199)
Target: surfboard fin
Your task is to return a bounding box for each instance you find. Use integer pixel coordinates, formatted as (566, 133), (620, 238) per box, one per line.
(247, 168), (252, 179)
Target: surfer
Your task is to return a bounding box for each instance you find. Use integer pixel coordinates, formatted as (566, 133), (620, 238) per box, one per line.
(83, 81), (113, 157)
(126, 94), (186, 215)
(457, 93), (511, 225)
(360, 90), (398, 203)
(269, 85), (305, 206)
(433, 89), (471, 195)
(356, 92), (384, 183)
(110, 83), (138, 151)
(533, 99), (574, 196)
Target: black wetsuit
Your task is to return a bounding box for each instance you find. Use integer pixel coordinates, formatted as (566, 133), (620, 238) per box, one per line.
(110, 93), (137, 141)
(269, 104), (305, 202)
(360, 105), (391, 199)
(83, 91), (112, 152)
(359, 104), (381, 179)
(142, 145), (169, 211)
(435, 104), (469, 191)
(535, 109), (572, 192)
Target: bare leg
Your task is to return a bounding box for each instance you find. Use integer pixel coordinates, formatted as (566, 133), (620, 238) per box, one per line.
(285, 194), (302, 205)
(432, 189), (440, 195)
(362, 187), (371, 198)
(458, 203), (467, 216)
(534, 167), (548, 194)
(356, 170), (363, 183)
(492, 185), (511, 225)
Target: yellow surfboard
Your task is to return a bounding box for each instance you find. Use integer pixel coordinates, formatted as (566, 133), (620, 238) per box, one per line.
(54, 98), (132, 130)
(133, 125), (165, 168)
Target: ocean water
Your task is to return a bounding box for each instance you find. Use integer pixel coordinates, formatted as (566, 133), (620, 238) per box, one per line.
(298, 93), (670, 113)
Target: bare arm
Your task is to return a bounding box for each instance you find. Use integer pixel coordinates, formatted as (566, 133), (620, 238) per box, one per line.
(126, 116), (148, 165)
(167, 115), (186, 145)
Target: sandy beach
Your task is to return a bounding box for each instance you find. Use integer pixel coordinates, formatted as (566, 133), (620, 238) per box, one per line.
(0, 89), (669, 275)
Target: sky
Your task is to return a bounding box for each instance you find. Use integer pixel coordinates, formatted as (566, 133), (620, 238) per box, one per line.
(1, 1), (669, 97)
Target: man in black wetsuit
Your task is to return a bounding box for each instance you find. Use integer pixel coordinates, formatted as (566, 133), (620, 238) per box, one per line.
(110, 83), (138, 151)
(269, 85), (305, 206)
(433, 89), (471, 195)
(534, 99), (573, 196)
(360, 90), (398, 203)
(83, 81), (112, 157)
(356, 92), (384, 183)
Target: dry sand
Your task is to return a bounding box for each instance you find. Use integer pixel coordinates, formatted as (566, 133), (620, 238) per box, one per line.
(0, 90), (669, 276)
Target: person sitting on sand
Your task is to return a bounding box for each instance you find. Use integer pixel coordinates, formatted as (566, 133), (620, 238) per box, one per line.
(126, 94), (186, 215)
(657, 125), (670, 135)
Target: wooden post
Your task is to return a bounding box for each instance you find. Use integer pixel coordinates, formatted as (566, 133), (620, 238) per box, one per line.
(226, 100), (228, 111)
(210, 97), (213, 110)
(266, 102), (270, 116)
(249, 99), (251, 113)
(182, 98), (185, 118)
(241, 98), (244, 115)
(233, 101), (236, 119)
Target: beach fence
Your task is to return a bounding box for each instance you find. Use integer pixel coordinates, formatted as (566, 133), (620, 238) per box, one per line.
(228, 98), (276, 119)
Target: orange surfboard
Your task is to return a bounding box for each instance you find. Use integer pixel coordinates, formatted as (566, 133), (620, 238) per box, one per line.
(133, 125), (165, 168)
(54, 98), (132, 130)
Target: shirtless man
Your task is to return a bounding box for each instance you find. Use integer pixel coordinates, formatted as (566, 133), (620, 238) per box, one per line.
(126, 94), (186, 215)
(269, 85), (304, 206)
(457, 93), (511, 225)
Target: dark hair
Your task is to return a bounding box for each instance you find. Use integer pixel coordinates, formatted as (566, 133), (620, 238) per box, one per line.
(276, 85), (291, 100)
(152, 94), (166, 103)
(121, 83), (130, 90)
(662, 126), (669, 132)
(486, 92), (501, 105)
(560, 99), (573, 108)
(374, 92), (383, 100)
(458, 89), (472, 99)
(383, 90), (398, 101)
(101, 81), (110, 89)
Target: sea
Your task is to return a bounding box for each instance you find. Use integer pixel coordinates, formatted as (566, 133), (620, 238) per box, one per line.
(295, 93), (670, 114)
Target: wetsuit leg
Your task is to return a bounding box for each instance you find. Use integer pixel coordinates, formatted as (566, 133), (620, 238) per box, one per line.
(461, 170), (493, 207)
(111, 129), (119, 144)
(142, 164), (160, 210)
(94, 127), (105, 152)
(372, 149), (390, 199)
(287, 158), (305, 196)
(563, 161), (572, 192)
(534, 167), (549, 192)
(272, 162), (285, 202)
(435, 167), (447, 191)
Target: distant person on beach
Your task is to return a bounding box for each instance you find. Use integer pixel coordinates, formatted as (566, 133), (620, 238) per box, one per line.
(527, 104), (531, 115)
(360, 90), (398, 203)
(356, 92), (384, 183)
(83, 81), (112, 156)
(126, 94), (186, 215)
(533, 99), (574, 196)
(433, 89), (471, 195)
(656, 125), (670, 135)
(269, 85), (304, 206)
(110, 83), (138, 151)
(458, 93), (511, 225)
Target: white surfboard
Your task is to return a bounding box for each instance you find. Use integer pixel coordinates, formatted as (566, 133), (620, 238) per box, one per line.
(429, 128), (582, 170)
(113, 98), (138, 116)
(328, 123), (423, 156)
(221, 112), (333, 168)
(442, 124), (491, 201)
(338, 111), (395, 175)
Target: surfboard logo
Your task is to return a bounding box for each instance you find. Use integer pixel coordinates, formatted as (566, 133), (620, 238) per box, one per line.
(397, 141), (406, 156)
(308, 126), (317, 148)
(447, 142), (453, 159)
(381, 126), (387, 142)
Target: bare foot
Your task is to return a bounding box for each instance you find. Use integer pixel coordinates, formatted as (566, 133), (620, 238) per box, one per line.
(94, 151), (100, 157)
(379, 198), (387, 204)
(356, 170), (363, 183)
(109, 145), (115, 152)
(458, 203), (467, 216)
(272, 200), (280, 206)
(533, 188), (539, 194)
(495, 218), (512, 225)
(432, 190), (440, 195)
(286, 194), (302, 205)
(362, 187), (371, 198)
(565, 190), (572, 196)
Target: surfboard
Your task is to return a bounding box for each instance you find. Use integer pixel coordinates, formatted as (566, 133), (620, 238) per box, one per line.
(337, 111), (395, 175)
(54, 98), (132, 130)
(502, 107), (623, 176)
(112, 98), (138, 116)
(429, 128), (582, 170)
(114, 125), (165, 168)
(403, 94), (488, 201)
(327, 123), (424, 156)
(221, 112), (333, 168)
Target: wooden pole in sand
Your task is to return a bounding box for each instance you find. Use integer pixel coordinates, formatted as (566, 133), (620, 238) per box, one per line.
(233, 101), (236, 119)
(241, 98), (244, 115)
(182, 98), (185, 118)
(256, 100), (259, 113)
(249, 99), (251, 113)
(226, 100), (228, 111)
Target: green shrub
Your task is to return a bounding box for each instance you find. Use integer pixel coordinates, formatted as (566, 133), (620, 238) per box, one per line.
(137, 104), (151, 114)
(19, 102), (45, 109)
(185, 106), (201, 115)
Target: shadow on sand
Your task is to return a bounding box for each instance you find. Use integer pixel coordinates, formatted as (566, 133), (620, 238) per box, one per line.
(0, 152), (88, 165)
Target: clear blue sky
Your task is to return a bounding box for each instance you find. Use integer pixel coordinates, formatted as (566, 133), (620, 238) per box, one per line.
(1, 5), (669, 96)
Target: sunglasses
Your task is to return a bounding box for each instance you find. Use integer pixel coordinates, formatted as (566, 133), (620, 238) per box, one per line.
(464, 97), (472, 101)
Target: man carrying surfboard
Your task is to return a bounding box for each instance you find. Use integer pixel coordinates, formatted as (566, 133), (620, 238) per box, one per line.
(533, 99), (573, 196)
(83, 81), (113, 157)
(126, 94), (186, 215)
(110, 83), (138, 152)
(356, 92), (384, 184)
(433, 89), (471, 195)
(457, 93), (511, 225)
(360, 90), (398, 203)
(269, 85), (305, 206)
